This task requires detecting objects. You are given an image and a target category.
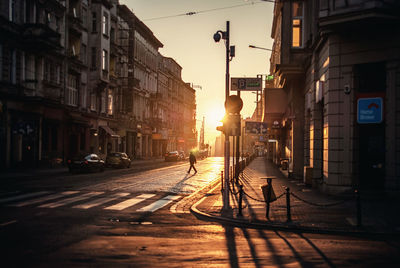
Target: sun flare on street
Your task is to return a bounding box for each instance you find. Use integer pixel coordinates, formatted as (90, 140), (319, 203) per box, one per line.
(200, 104), (226, 144)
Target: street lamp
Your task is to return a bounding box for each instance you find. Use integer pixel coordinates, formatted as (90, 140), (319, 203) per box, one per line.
(249, 45), (273, 51)
(213, 21), (235, 212)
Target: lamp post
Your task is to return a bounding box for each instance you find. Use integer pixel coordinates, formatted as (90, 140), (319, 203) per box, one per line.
(249, 45), (273, 51)
(214, 21), (234, 212)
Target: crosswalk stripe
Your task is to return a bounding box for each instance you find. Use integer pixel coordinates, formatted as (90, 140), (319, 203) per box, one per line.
(73, 193), (130, 209)
(11, 191), (79, 207)
(104, 194), (155, 211)
(137, 195), (180, 213)
(39, 192), (104, 208)
(0, 191), (50, 204)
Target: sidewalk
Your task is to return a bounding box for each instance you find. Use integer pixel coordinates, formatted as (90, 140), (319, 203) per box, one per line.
(191, 157), (400, 235)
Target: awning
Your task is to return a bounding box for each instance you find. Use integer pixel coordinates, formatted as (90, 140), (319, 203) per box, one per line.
(100, 125), (120, 138)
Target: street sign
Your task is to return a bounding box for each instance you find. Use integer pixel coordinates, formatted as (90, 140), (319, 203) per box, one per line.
(231, 77), (262, 91)
(245, 121), (268, 134)
(357, 97), (383, 124)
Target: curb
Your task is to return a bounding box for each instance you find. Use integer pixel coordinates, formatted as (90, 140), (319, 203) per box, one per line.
(190, 183), (400, 238)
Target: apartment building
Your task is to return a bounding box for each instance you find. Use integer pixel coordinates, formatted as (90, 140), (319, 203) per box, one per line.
(0, 0), (197, 168)
(269, 0), (400, 193)
(0, 0), (69, 168)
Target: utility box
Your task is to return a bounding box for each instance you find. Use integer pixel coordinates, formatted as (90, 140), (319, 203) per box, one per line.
(304, 166), (313, 185)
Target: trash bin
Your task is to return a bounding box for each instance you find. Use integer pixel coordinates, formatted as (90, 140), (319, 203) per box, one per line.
(261, 183), (277, 203)
(281, 159), (289, 170)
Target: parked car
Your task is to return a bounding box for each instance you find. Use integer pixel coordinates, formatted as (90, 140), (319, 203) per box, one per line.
(106, 152), (131, 168)
(67, 153), (105, 173)
(165, 151), (180, 161)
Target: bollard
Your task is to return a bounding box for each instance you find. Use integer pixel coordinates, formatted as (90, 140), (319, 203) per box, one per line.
(356, 189), (362, 227)
(266, 178), (272, 219)
(238, 185), (243, 217)
(221, 171), (224, 192)
(286, 187), (291, 222)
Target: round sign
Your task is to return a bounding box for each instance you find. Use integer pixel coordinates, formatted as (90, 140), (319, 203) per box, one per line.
(225, 95), (243, 113)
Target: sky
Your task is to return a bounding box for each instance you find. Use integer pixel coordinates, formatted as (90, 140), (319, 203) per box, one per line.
(119, 0), (275, 145)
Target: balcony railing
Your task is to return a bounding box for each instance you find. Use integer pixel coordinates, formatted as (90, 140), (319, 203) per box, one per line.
(21, 23), (61, 51)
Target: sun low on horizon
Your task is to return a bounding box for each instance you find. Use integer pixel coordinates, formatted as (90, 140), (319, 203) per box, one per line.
(198, 104), (226, 144)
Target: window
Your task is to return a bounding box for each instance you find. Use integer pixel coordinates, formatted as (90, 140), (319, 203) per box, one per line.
(9, 0), (15, 21)
(102, 49), (108, 71)
(102, 12), (108, 36)
(66, 74), (78, 106)
(10, 49), (16, 84)
(56, 65), (61, 84)
(45, 10), (51, 25)
(0, 44), (2, 81)
(81, 85), (87, 108)
(92, 12), (97, 32)
(107, 92), (113, 115)
(81, 44), (87, 64)
(91, 47), (96, 69)
(101, 92), (106, 113)
(82, 6), (87, 26)
(110, 27), (115, 43)
(90, 93), (97, 111)
(292, 2), (304, 48)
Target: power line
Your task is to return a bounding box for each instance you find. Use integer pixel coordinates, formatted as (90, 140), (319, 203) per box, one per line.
(143, 1), (274, 22)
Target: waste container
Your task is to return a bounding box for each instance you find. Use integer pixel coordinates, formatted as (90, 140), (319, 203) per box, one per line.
(261, 182), (277, 203)
(281, 159), (289, 170)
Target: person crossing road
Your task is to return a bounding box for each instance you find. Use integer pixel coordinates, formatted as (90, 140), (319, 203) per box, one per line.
(187, 151), (197, 174)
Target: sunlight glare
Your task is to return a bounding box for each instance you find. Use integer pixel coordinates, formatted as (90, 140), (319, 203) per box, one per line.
(205, 105), (225, 127)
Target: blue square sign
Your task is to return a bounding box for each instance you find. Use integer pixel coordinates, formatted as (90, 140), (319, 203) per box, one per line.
(357, 97), (383, 124)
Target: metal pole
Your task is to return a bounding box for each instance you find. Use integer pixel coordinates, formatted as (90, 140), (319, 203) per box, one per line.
(356, 189), (362, 227)
(238, 184), (243, 217)
(286, 187), (291, 222)
(266, 178), (272, 219)
(236, 91), (241, 185)
(223, 21), (231, 211)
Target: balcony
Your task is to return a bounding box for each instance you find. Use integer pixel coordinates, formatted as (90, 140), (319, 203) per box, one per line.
(68, 14), (84, 37)
(319, 0), (400, 28)
(21, 23), (62, 52)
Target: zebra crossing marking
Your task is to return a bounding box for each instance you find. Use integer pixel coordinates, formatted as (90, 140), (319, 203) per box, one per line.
(39, 192), (104, 208)
(11, 191), (79, 207)
(73, 193), (130, 209)
(104, 194), (156, 211)
(2, 191), (181, 213)
(137, 195), (180, 212)
(0, 191), (50, 204)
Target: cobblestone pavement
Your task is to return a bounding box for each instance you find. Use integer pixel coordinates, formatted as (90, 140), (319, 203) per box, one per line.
(191, 157), (400, 235)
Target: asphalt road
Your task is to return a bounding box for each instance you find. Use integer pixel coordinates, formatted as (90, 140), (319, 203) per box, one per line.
(1, 157), (399, 267)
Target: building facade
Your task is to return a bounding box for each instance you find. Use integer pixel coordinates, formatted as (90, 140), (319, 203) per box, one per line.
(0, 0), (197, 169)
(269, 0), (400, 193)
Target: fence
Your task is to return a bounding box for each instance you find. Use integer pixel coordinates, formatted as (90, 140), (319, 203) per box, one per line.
(224, 161), (362, 227)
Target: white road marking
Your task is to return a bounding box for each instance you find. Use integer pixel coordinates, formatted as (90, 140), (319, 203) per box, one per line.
(104, 194), (155, 211)
(73, 193), (130, 209)
(0, 191), (50, 204)
(39, 192), (104, 208)
(11, 191), (79, 207)
(0, 220), (17, 227)
(137, 195), (180, 212)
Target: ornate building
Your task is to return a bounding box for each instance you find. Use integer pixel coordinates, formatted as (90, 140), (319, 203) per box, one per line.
(0, 0), (197, 168)
(269, 0), (400, 193)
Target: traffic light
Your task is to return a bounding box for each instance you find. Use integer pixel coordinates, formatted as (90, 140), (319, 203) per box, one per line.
(216, 115), (241, 136)
(216, 125), (226, 133)
(227, 114), (241, 136)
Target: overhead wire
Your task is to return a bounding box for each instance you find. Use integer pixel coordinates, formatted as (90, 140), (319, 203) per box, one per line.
(143, 0), (275, 22)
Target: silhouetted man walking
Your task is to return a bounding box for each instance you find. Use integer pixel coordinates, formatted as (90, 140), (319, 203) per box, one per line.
(188, 151), (197, 174)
